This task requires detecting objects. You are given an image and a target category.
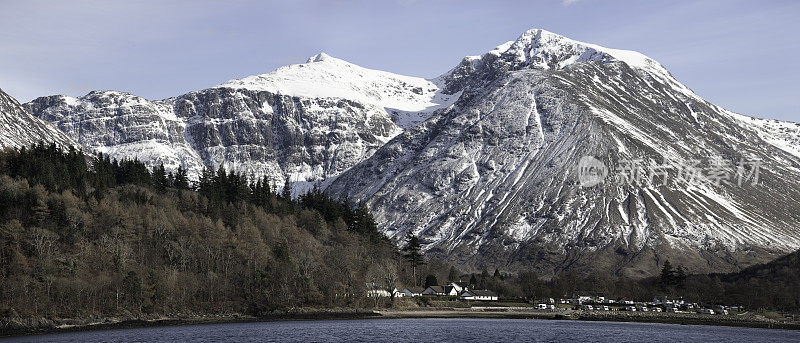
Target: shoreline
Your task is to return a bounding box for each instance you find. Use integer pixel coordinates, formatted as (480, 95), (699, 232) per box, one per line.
(2, 308), (798, 337)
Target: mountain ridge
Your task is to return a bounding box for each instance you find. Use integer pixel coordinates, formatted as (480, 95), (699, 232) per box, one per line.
(14, 29), (800, 277)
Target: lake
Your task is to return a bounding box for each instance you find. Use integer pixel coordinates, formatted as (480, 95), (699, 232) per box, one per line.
(2, 318), (799, 342)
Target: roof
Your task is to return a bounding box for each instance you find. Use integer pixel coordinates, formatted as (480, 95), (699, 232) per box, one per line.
(426, 286), (445, 293)
(463, 290), (497, 297)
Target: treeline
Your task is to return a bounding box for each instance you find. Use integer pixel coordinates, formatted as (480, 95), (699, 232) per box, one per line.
(404, 231), (800, 312)
(0, 143), (400, 318)
(0, 144), (796, 318)
(415, 261), (799, 312)
(433, 262), (799, 312)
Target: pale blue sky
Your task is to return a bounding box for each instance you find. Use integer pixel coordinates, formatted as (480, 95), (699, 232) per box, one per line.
(1, 0), (798, 121)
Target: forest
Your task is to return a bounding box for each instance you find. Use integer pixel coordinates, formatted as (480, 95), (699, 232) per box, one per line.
(0, 143), (797, 320)
(0, 143), (404, 317)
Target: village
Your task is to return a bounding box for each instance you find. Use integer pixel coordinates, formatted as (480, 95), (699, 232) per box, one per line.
(366, 282), (743, 316)
(366, 281), (500, 301)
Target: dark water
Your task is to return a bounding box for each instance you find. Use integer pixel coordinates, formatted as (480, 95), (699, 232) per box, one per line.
(3, 318), (799, 343)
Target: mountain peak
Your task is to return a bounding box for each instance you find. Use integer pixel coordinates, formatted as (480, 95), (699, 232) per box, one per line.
(441, 28), (695, 99)
(503, 29), (659, 72)
(215, 51), (452, 117)
(306, 52), (335, 63)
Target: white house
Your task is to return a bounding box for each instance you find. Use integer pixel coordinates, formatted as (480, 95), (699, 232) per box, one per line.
(365, 283), (391, 297)
(460, 290), (498, 301)
(448, 281), (468, 293)
(422, 285), (459, 296)
(446, 286), (459, 296)
(423, 286), (447, 296)
(401, 287), (424, 297)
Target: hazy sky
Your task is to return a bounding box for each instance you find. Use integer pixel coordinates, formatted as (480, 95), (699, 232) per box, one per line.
(1, 0), (798, 121)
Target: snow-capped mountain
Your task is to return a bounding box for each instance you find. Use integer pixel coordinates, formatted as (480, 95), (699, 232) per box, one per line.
(326, 29), (800, 277)
(25, 53), (456, 188)
(21, 29), (800, 276)
(0, 88), (79, 150)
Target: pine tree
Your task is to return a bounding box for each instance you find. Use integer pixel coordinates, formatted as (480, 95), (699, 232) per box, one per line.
(448, 266), (459, 282)
(660, 260), (676, 287)
(174, 165), (189, 190)
(675, 265), (687, 288)
(281, 179), (292, 202)
(350, 202), (380, 240)
(402, 232), (423, 286)
(152, 163), (169, 192)
(424, 274), (438, 288)
(198, 167), (214, 197)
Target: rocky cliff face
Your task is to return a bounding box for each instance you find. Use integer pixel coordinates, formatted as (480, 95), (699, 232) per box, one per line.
(326, 29), (800, 277)
(25, 90), (202, 175)
(0, 88), (79, 150)
(25, 53), (455, 188)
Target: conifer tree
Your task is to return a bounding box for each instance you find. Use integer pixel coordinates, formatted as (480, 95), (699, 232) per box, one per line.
(402, 232), (423, 286)
(173, 165), (190, 190)
(660, 260), (676, 287)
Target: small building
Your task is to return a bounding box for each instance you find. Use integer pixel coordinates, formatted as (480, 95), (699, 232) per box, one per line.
(460, 290), (498, 301)
(573, 291), (605, 304)
(448, 281), (468, 293)
(365, 283), (391, 297)
(423, 285), (459, 296)
(445, 286), (459, 296)
(423, 286), (447, 296)
(618, 297), (634, 305)
(401, 287), (424, 297)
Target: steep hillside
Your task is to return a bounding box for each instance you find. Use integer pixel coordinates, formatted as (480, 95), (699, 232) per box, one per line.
(0, 89), (78, 150)
(327, 29), (800, 277)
